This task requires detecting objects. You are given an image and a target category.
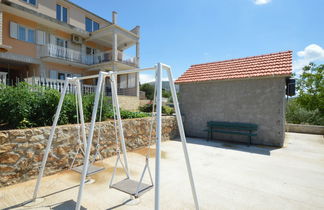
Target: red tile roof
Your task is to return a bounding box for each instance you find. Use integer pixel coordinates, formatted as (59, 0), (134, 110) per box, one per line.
(175, 51), (292, 84)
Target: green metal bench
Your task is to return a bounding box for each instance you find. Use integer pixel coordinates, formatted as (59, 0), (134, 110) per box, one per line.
(204, 121), (258, 145)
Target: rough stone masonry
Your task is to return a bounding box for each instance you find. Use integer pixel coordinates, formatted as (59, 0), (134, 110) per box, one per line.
(0, 116), (178, 187)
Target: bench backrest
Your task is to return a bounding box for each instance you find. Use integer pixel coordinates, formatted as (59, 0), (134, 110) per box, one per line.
(207, 121), (258, 131)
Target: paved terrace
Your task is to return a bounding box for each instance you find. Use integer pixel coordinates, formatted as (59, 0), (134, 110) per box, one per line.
(1, 132), (324, 210)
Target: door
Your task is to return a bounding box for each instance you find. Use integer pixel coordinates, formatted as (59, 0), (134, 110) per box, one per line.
(56, 37), (68, 58)
(86, 47), (97, 64)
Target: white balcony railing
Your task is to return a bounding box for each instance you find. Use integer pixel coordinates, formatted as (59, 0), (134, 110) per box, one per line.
(39, 44), (84, 64)
(0, 72), (7, 85)
(39, 44), (138, 67)
(24, 77), (137, 96)
(25, 77), (96, 95)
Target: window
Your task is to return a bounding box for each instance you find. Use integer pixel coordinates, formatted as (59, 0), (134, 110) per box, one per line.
(58, 72), (66, 80)
(27, 29), (35, 43)
(56, 4), (68, 23)
(50, 71), (80, 80)
(17, 25), (35, 43)
(93, 22), (99, 31)
(22, 0), (36, 6)
(85, 18), (92, 32)
(56, 37), (67, 48)
(119, 75), (127, 89)
(85, 17), (100, 32)
(128, 73), (136, 88)
(18, 26), (26, 41)
(119, 74), (137, 89)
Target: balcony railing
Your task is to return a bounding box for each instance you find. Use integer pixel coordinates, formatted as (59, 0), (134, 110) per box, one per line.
(39, 44), (84, 64)
(25, 77), (95, 94)
(0, 72), (7, 85)
(24, 77), (137, 96)
(39, 44), (138, 67)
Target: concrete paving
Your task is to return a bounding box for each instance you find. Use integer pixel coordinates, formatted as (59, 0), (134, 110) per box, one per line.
(1, 132), (324, 210)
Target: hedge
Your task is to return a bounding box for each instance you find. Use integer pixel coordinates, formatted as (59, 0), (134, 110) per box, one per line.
(139, 103), (175, 115)
(286, 98), (324, 126)
(0, 83), (149, 129)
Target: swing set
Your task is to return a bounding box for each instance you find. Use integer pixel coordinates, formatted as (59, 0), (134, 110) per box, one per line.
(31, 63), (199, 210)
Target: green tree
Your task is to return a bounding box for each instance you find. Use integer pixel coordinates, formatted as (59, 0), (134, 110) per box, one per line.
(140, 83), (154, 100)
(162, 89), (171, 98)
(296, 63), (324, 115)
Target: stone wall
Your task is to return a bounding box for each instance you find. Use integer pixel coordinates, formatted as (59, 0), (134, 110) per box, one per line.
(286, 123), (324, 135)
(0, 116), (178, 187)
(179, 77), (286, 147)
(118, 95), (140, 111)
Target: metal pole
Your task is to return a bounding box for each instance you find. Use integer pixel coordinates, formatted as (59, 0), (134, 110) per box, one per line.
(154, 63), (162, 210)
(32, 79), (70, 200)
(166, 68), (200, 210)
(76, 80), (87, 152)
(75, 72), (104, 210)
(112, 67), (156, 76)
(110, 73), (129, 174)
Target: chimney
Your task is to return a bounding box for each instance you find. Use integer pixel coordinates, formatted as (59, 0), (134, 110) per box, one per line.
(112, 11), (117, 24)
(131, 26), (140, 35)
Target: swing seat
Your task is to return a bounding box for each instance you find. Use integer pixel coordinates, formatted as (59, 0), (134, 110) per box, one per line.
(111, 178), (153, 198)
(72, 164), (105, 176)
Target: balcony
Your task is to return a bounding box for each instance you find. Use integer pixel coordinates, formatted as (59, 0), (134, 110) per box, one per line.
(38, 44), (138, 68)
(85, 50), (138, 67)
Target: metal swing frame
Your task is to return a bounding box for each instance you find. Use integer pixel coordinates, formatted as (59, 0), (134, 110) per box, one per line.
(108, 70), (156, 198)
(31, 63), (199, 210)
(69, 84), (105, 176)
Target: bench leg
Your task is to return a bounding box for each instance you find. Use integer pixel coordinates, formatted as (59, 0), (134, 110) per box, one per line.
(249, 131), (252, 146)
(207, 128), (212, 141)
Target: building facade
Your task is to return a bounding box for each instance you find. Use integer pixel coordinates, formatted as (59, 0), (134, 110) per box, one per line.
(0, 0), (141, 109)
(176, 51), (292, 147)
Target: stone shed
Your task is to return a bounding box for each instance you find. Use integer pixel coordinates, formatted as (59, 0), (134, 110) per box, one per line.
(175, 51), (292, 147)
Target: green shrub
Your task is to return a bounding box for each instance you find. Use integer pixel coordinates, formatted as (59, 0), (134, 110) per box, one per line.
(0, 84), (149, 129)
(162, 105), (175, 115)
(0, 83), (38, 128)
(139, 103), (175, 115)
(286, 98), (324, 125)
(120, 110), (150, 119)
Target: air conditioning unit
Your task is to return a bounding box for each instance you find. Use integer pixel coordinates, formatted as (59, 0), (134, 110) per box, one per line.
(71, 34), (82, 44)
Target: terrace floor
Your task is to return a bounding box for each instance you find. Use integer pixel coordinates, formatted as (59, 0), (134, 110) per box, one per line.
(1, 132), (324, 210)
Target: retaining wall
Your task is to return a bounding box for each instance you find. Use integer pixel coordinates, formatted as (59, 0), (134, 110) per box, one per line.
(286, 124), (324, 135)
(0, 116), (178, 187)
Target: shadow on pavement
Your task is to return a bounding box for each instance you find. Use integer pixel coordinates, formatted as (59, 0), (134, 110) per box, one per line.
(173, 138), (280, 156)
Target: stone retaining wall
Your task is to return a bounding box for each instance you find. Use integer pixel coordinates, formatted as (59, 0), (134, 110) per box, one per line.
(0, 116), (178, 187)
(286, 123), (324, 135)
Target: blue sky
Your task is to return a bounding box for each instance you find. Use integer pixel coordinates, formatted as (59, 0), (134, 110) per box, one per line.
(71, 0), (324, 82)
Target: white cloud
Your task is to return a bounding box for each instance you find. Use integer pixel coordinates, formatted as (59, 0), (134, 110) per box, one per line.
(139, 73), (168, 84)
(293, 44), (324, 75)
(254, 0), (271, 5)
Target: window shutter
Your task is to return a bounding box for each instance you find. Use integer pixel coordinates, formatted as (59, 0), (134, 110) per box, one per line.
(81, 44), (86, 63)
(36, 30), (46, 45)
(49, 34), (56, 45)
(10, 22), (18, 39)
